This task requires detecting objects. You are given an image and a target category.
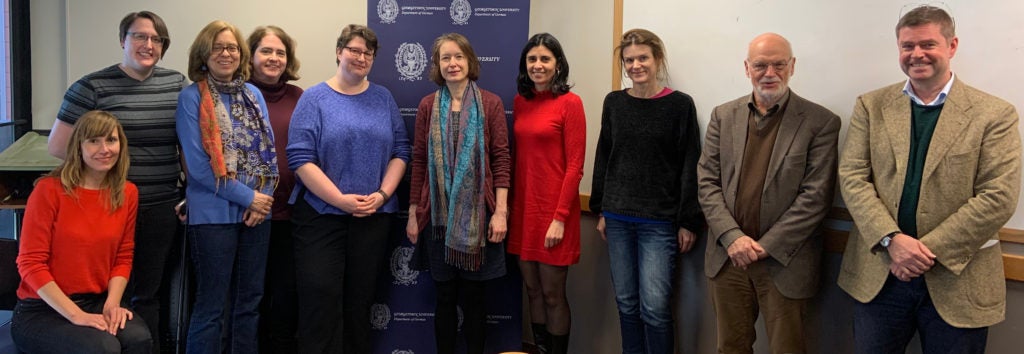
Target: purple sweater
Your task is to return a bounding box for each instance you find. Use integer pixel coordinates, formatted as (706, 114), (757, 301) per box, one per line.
(286, 82), (411, 215)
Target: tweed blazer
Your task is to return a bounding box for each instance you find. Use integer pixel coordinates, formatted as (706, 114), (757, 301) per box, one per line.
(698, 91), (840, 299)
(837, 79), (1021, 327)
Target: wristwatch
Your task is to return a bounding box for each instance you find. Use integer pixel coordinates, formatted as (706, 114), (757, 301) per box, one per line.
(879, 232), (898, 248)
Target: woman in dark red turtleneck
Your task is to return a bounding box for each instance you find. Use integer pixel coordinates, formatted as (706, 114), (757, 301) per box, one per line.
(245, 25), (303, 354)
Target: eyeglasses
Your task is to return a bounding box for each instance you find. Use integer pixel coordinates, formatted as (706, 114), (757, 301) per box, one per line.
(127, 32), (165, 45)
(749, 59), (792, 73)
(212, 44), (240, 55)
(344, 46), (375, 60)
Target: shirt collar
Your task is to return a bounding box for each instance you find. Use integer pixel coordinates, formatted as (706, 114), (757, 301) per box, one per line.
(903, 73), (955, 106)
(747, 89), (791, 117)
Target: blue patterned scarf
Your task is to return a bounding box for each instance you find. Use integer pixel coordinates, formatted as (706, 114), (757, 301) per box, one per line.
(202, 75), (278, 191)
(428, 81), (488, 271)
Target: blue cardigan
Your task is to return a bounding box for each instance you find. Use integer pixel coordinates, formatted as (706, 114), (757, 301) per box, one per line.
(176, 82), (273, 225)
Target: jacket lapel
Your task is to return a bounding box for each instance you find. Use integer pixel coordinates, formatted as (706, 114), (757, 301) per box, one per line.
(882, 89), (911, 183)
(731, 100), (748, 180)
(764, 93), (807, 185)
(922, 80), (972, 181)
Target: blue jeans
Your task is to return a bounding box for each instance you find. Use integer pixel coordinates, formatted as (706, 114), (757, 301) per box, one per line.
(186, 222), (270, 354)
(604, 218), (677, 354)
(853, 274), (988, 354)
(11, 295), (152, 354)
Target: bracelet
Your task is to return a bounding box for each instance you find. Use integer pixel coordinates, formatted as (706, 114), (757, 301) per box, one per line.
(376, 189), (390, 202)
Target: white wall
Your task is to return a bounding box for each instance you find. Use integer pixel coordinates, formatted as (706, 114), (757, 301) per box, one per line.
(623, 0), (1024, 228)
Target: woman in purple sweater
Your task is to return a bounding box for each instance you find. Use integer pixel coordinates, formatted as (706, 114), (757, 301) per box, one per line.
(285, 24), (410, 354)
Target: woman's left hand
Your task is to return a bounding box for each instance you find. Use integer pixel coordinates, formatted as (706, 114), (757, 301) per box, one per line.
(678, 227), (696, 253)
(102, 302), (133, 335)
(243, 210), (267, 227)
(488, 211), (507, 242)
(544, 220), (565, 248)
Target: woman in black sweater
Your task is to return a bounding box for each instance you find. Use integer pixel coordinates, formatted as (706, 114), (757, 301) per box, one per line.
(589, 28), (703, 354)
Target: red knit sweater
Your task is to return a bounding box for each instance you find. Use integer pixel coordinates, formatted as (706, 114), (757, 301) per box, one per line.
(16, 177), (137, 299)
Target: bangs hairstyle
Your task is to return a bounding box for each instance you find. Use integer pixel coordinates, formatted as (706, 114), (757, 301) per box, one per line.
(428, 33), (480, 86)
(247, 25), (301, 82)
(617, 28), (670, 84)
(896, 5), (956, 40)
(187, 20), (251, 82)
(119, 11), (171, 58)
(49, 110), (130, 211)
(335, 24), (378, 65)
(517, 32), (573, 99)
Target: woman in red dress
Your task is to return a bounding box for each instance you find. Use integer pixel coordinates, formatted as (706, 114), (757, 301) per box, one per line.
(509, 33), (586, 354)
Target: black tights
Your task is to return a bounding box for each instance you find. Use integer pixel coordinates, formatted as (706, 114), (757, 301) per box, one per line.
(434, 278), (487, 354)
(519, 260), (571, 335)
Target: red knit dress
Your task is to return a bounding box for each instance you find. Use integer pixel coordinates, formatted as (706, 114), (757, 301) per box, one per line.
(509, 91), (586, 266)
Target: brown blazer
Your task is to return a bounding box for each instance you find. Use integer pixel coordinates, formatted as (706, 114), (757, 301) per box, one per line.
(698, 91), (840, 299)
(838, 79), (1021, 328)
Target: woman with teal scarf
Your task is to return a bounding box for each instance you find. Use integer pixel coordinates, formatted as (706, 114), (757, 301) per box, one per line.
(406, 33), (511, 354)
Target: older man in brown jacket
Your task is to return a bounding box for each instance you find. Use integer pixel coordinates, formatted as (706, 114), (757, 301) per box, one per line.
(698, 32), (840, 354)
(838, 5), (1021, 354)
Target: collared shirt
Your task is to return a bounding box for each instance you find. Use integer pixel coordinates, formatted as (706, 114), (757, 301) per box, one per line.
(746, 90), (791, 129)
(902, 73), (955, 106)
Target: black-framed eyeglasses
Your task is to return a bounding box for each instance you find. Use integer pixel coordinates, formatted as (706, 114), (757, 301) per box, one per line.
(127, 32), (165, 45)
(344, 46), (375, 60)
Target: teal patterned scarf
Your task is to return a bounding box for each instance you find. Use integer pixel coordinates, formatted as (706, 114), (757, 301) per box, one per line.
(428, 81), (488, 271)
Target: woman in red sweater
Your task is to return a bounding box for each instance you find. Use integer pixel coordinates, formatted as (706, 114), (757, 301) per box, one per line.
(13, 110), (149, 353)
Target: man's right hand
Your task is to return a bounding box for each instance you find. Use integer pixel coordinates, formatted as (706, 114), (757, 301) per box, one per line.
(887, 233), (936, 281)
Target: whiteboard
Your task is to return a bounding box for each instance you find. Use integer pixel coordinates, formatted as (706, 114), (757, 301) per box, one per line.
(624, 0), (1024, 228)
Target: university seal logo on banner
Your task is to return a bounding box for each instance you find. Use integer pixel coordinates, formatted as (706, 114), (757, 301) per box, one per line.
(450, 0), (472, 25)
(391, 350), (415, 354)
(371, 303), (392, 330)
(395, 42), (427, 81)
(377, 0), (399, 24)
(391, 245), (419, 285)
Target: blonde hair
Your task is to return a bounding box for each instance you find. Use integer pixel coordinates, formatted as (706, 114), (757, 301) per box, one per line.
(617, 28), (670, 84)
(48, 110), (130, 211)
(187, 20), (251, 82)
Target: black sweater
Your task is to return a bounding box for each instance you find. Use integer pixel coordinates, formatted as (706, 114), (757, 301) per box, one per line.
(590, 90), (704, 232)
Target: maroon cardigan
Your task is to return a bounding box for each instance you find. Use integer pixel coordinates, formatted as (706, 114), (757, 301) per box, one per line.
(409, 87), (511, 232)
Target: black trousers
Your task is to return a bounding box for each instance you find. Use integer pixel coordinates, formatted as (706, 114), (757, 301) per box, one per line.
(126, 199), (179, 354)
(12, 294), (152, 354)
(292, 197), (391, 354)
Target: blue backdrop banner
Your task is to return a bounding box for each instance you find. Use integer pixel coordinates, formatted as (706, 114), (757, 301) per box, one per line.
(367, 1), (530, 353)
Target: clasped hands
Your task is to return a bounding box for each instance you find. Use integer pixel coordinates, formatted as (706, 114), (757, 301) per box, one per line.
(336, 192), (388, 217)
(243, 191), (274, 227)
(726, 235), (768, 269)
(886, 233), (936, 282)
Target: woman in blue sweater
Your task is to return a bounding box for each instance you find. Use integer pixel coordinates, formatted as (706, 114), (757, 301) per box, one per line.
(589, 28), (703, 354)
(175, 20), (275, 354)
(286, 24), (410, 354)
